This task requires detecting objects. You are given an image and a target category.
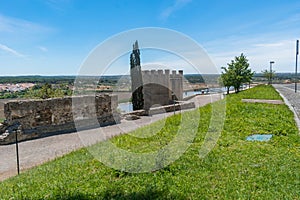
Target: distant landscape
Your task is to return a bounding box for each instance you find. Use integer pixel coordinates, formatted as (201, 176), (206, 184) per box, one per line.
(0, 73), (296, 121)
(0, 73), (297, 100)
(1, 0), (300, 198)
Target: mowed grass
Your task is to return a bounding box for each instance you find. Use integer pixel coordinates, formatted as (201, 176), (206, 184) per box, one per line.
(0, 85), (299, 199)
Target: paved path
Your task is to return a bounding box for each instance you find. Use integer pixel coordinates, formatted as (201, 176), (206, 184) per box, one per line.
(0, 93), (223, 181)
(273, 84), (300, 130)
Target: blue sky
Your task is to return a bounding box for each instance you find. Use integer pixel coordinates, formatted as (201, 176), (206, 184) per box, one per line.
(0, 0), (300, 75)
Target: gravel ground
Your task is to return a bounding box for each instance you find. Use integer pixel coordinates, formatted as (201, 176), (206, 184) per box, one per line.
(0, 93), (223, 181)
(273, 84), (300, 130)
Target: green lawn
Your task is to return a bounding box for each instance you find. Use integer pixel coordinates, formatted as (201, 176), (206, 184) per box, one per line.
(0, 85), (299, 199)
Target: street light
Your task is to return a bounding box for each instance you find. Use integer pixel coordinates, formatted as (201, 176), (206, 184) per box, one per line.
(295, 40), (299, 93)
(270, 61), (275, 84)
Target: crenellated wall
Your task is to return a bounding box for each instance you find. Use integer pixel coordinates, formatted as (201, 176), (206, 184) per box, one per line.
(0, 94), (120, 144)
(142, 69), (183, 110)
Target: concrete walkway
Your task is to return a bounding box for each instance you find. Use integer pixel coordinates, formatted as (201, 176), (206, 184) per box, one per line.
(0, 93), (223, 181)
(273, 84), (300, 130)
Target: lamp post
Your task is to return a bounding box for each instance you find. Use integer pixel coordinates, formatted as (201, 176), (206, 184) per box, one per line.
(295, 40), (299, 93)
(15, 130), (20, 175)
(172, 92), (176, 115)
(270, 61), (275, 84)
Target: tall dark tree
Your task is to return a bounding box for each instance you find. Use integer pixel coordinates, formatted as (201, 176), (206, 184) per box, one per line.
(130, 40), (144, 110)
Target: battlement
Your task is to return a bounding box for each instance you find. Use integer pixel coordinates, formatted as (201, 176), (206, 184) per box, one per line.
(142, 69), (183, 76)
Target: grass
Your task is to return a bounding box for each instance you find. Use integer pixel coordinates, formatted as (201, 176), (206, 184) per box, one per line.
(0, 85), (299, 199)
(0, 118), (4, 123)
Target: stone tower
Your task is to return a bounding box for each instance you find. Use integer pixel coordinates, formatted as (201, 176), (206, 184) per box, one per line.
(142, 69), (183, 111)
(130, 40), (144, 110)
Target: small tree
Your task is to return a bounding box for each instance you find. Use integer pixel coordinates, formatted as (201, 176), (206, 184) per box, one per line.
(25, 83), (65, 99)
(221, 66), (234, 94)
(221, 53), (254, 93)
(262, 69), (276, 84)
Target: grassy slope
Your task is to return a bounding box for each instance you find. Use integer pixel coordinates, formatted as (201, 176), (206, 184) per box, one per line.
(0, 85), (299, 199)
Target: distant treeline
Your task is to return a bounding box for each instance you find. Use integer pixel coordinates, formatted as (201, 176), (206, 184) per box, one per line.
(0, 74), (211, 85)
(0, 73), (296, 85)
(185, 74), (220, 84)
(253, 73), (296, 79)
(0, 75), (122, 85)
(0, 76), (75, 84)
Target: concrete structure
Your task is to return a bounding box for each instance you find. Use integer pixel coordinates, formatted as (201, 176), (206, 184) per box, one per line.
(0, 94), (120, 144)
(142, 69), (183, 110)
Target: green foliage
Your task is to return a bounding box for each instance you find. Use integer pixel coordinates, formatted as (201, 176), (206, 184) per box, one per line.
(0, 92), (18, 99)
(221, 53), (254, 93)
(261, 69), (276, 84)
(0, 85), (299, 199)
(24, 83), (72, 99)
(0, 89), (29, 99)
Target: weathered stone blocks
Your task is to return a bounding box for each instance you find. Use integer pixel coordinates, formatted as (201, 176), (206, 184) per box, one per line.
(142, 69), (183, 110)
(0, 94), (120, 144)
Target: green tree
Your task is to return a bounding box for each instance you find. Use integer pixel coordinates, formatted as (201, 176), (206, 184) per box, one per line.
(25, 83), (67, 99)
(220, 67), (234, 94)
(39, 83), (54, 99)
(261, 69), (276, 84)
(221, 53), (254, 93)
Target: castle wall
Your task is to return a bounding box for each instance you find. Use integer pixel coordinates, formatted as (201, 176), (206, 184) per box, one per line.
(0, 94), (120, 144)
(170, 70), (183, 101)
(142, 69), (183, 110)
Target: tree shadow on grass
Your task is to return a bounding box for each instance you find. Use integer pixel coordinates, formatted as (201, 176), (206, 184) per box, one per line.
(40, 188), (186, 200)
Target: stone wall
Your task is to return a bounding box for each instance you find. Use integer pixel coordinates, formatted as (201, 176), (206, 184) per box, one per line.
(0, 99), (9, 120)
(170, 70), (183, 101)
(0, 94), (120, 144)
(122, 101), (195, 117)
(142, 69), (183, 110)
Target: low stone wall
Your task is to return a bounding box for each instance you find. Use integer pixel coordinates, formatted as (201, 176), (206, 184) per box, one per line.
(122, 101), (195, 118)
(0, 94), (120, 144)
(148, 101), (195, 115)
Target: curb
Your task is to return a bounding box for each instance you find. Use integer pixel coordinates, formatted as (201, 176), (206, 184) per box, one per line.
(274, 87), (300, 133)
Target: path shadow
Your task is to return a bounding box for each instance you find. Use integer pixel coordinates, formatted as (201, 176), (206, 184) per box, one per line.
(36, 188), (187, 200)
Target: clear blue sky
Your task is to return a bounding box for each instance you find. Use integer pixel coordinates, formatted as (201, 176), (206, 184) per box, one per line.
(0, 0), (300, 75)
